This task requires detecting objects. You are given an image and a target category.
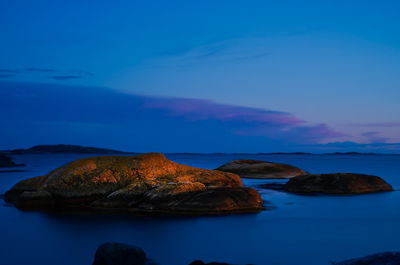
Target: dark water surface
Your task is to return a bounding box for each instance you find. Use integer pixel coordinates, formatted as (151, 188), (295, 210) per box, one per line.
(1, 154), (399, 265)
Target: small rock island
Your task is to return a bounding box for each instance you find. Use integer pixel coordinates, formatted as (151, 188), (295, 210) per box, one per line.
(0, 154), (24, 168)
(334, 251), (400, 265)
(216, 159), (306, 179)
(5, 153), (263, 215)
(285, 173), (393, 195)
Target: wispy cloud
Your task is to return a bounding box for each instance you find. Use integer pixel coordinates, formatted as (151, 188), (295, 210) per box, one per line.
(0, 67), (93, 80)
(361, 131), (389, 143)
(352, 122), (400, 128)
(149, 39), (271, 68)
(0, 74), (15, 78)
(0, 69), (19, 73)
(143, 97), (303, 126)
(51, 75), (86, 80)
(24, 68), (56, 73)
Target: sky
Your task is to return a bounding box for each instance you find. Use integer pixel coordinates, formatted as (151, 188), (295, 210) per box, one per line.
(1, 0), (400, 152)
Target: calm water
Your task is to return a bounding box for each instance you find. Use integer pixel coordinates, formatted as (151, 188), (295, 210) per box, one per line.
(1, 154), (399, 265)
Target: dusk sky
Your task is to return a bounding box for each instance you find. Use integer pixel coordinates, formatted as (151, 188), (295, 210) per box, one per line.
(1, 0), (400, 152)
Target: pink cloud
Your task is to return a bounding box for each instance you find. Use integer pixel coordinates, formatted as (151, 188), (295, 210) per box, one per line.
(142, 96), (343, 144)
(143, 97), (304, 126)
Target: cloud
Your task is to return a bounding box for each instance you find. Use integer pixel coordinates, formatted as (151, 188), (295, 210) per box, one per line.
(0, 69), (19, 73)
(352, 122), (400, 128)
(1, 82), (399, 152)
(0, 68), (93, 80)
(24, 68), (56, 73)
(361, 131), (389, 143)
(0, 74), (15, 78)
(0, 82), (348, 153)
(149, 38), (271, 68)
(143, 97), (303, 126)
(51, 75), (85, 80)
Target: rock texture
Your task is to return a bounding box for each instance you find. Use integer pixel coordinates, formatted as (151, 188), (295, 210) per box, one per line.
(216, 159), (306, 179)
(0, 154), (24, 168)
(93, 242), (147, 265)
(333, 252), (400, 265)
(285, 173), (393, 195)
(5, 153), (263, 215)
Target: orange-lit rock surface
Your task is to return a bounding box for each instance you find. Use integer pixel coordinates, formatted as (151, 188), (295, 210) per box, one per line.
(5, 153), (264, 215)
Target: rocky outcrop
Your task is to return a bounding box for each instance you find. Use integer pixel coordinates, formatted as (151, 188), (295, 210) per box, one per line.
(333, 251), (400, 265)
(93, 242), (147, 265)
(216, 159), (306, 179)
(5, 153), (263, 215)
(0, 154), (24, 168)
(285, 173), (393, 195)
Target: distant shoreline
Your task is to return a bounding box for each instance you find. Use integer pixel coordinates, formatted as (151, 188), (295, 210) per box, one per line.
(1, 145), (399, 156)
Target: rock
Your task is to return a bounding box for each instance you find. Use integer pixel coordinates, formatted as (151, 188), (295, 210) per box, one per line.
(333, 251), (400, 265)
(215, 159), (306, 179)
(188, 261), (232, 265)
(91, 242), (251, 265)
(16, 190), (55, 208)
(257, 183), (286, 191)
(285, 173), (393, 195)
(189, 261), (253, 265)
(5, 153), (263, 215)
(0, 154), (24, 168)
(93, 242), (147, 265)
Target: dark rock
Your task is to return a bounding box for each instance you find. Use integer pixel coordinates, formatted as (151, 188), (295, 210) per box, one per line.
(333, 251), (400, 265)
(5, 153), (264, 215)
(0, 154), (24, 168)
(257, 183), (286, 191)
(285, 173), (393, 195)
(189, 261), (232, 265)
(93, 242), (147, 265)
(216, 159), (306, 179)
(188, 261), (253, 265)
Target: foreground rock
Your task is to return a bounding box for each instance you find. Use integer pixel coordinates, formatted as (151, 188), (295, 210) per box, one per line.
(216, 159), (306, 179)
(93, 242), (147, 265)
(0, 154), (24, 168)
(285, 173), (393, 195)
(334, 251), (400, 265)
(93, 242), (251, 265)
(5, 153), (263, 215)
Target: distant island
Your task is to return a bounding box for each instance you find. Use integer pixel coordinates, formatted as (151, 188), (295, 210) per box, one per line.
(0, 154), (25, 168)
(165, 152), (384, 155)
(322, 152), (377, 155)
(1, 144), (132, 155)
(0, 145), (393, 156)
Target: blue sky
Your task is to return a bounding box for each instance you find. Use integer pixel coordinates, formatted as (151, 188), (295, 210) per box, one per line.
(1, 0), (400, 152)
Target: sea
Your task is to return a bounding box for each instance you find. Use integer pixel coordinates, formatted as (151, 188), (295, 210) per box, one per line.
(0, 153), (399, 265)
